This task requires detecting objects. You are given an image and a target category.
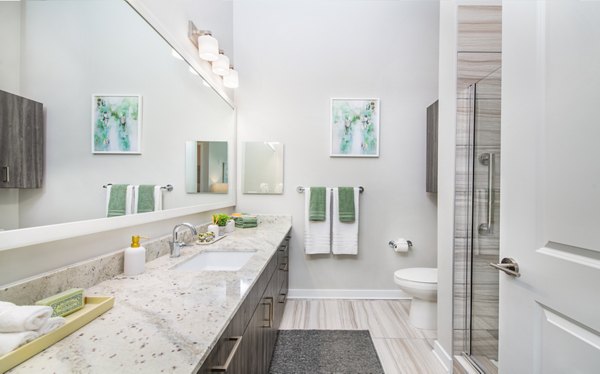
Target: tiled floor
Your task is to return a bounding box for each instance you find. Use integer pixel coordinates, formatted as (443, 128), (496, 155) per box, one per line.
(280, 299), (446, 374)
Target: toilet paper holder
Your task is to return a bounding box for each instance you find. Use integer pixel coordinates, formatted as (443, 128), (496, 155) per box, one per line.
(388, 239), (413, 249)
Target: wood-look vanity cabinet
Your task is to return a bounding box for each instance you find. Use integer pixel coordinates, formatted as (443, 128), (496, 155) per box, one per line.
(0, 90), (44, 189)
(196, 232), (290, 374)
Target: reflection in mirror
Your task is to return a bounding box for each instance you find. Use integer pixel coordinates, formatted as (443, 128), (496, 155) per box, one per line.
(242, 142), (284, 194)
(0, 0), (235, 231)
(185, 141), (228, 194)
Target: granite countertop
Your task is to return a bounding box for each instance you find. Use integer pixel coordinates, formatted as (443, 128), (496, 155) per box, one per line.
(9, 218), (291, 373)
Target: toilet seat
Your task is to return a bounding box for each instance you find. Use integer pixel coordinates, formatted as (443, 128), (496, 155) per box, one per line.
(394, 267), (437, 284)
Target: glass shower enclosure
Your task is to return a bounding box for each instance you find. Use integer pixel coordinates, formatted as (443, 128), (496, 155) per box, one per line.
(454, 67), (501, 373)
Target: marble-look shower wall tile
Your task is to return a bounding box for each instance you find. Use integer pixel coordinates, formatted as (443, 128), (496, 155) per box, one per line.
(457, 6), (502, 53)
(456, 98), (472, 146)
(454, 191), (471, 239)
(455, 147), (501, 191)
(457, 53), (502, 89)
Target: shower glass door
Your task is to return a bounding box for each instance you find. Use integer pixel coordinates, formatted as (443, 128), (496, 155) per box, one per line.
(465, 67), (501, 373)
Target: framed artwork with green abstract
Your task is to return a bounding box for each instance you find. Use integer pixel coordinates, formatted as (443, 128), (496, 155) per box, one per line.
(330, 98), (380, 157)
(92, 94), (142, 154)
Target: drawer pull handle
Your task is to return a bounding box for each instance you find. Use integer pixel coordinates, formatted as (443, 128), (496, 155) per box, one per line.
(279, 263), (288, 272)
(210, 336), (243, 372)
(262, 297), (274, 328)
(278, 293), (287, 304)
(1, 166), (9, 183)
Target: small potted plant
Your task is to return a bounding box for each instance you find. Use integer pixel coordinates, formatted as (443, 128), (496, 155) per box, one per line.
(213, 213), (231, 236)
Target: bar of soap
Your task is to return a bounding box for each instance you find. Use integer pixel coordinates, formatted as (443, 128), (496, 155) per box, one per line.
(35, 288), (84, 317)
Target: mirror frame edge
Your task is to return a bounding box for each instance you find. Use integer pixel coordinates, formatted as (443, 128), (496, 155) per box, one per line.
(0, 199), (235, 252)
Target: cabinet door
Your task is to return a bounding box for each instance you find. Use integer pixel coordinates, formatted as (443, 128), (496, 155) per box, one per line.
(0, 90), (44, 188)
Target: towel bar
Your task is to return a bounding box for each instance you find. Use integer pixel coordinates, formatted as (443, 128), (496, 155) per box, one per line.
(103, 183), (174, 192)
(296, 186), (364, 193)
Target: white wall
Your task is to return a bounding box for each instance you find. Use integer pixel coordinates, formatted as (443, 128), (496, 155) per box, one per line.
(15, 0), (235, 228)
(437, 0), (458, 360)
(234, 0), (439, 293)
(0, 1), (22, 230)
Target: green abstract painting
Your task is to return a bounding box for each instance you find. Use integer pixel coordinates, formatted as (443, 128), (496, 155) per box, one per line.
(331, 98), (380, 157)
(92, 95), (141, 154)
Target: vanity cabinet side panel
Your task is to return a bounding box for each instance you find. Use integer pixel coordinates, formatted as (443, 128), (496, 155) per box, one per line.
(426, 100), (438, 193)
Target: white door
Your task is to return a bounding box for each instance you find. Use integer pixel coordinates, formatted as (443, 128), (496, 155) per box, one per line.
(500, 1), (600, 373)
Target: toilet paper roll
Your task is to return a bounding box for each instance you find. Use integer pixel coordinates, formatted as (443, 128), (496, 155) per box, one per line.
(391, 238), (410, 252)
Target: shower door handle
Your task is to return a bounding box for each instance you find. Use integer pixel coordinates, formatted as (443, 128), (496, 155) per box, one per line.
(478, 153), (494, 235)
(489, 257), (520, 277)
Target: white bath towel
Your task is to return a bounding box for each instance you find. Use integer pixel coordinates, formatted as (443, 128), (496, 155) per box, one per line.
(0, 331), (40, 356)
(304, 187), (332, 254)
(153, 185), (163, 211)
(36, 317), (66, 335)
(105, 185), (135, 216)
(0, 303), (53, 333)
(332, 187), (360, 255)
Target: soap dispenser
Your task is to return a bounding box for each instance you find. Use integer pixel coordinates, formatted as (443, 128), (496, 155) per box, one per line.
(124, 235), (146, 276)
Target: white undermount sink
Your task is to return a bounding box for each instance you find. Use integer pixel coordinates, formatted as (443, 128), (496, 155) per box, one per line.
(173, 251), (256, 272)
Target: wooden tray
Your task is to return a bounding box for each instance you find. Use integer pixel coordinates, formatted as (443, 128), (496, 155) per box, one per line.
(195, 233), (228, 246)
(0, 296), (114, 373)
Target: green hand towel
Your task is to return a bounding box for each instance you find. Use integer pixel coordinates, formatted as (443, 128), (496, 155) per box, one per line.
(107, 184), (128, 217)
(137, 185), (155, 213)
(338, 187), (355, 223)
(309, 187), (327, 221)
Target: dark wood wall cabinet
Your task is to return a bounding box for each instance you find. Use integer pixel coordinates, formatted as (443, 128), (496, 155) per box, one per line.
(0, 90), (44, 189)
(426, 100), (438, 193)
(197, 231), (290, 374)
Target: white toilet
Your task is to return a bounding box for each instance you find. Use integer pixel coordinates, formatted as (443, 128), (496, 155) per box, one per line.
(394, 267), (437, 330)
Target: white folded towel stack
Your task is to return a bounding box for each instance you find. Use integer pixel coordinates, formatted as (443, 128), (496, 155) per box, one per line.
(0, 331), (40, 356)
(0, 303), (53, 332)
(332, 187), (360, 255)
(153, 185), (163, 211)
(304, 187), (332, 254)
(36, 317), (66, 335)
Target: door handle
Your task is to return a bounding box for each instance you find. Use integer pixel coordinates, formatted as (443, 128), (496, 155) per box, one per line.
(478, 153), (494, 235)
(489, 257), (520, 277)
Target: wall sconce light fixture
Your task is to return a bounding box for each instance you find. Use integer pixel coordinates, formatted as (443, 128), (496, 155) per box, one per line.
(223, 65), (239, 89)
(188, 21), (219, 61)
(212, 50), (230, 76)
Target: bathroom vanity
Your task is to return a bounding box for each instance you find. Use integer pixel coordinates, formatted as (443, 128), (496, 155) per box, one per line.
(5, 217), (291, 373)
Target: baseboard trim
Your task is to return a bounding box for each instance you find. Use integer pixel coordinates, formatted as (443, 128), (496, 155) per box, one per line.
(432, 340), (452, 373)
(287, 289), (410, 299)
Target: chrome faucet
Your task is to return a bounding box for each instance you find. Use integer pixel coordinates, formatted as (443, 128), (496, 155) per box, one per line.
(170, 222), (198, 258)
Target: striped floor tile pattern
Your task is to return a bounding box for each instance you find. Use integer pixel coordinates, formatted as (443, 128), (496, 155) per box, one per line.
(280, 299), (446, 374)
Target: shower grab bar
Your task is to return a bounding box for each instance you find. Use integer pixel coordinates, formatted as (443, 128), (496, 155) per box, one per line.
(478, 153), (494, 235)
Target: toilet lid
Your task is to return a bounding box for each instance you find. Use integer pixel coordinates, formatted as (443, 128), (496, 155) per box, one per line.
(394, 267), (437, 284)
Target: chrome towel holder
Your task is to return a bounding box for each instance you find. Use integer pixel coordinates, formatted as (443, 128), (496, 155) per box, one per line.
(103, 183), (174, 192)
(297, 186), (364, 193)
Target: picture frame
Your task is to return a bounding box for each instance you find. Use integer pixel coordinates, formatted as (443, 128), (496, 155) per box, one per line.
(330, 98), (380, 157)
(92, 94), (142, 154)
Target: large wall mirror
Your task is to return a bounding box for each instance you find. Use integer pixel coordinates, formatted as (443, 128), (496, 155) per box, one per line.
(0, 0), (235, 233)
(242, 142), (284, 194)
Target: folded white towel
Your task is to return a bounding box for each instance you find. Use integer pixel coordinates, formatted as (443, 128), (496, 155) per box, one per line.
(153, 185), (163, 211)
(0, 301), (15, 313)
(0, 304), (53, 333)
(332, 187), (360, 255)
(0, 331), (40, 356)
(304, 187), (332, 254)
(36, 317), (66, 335)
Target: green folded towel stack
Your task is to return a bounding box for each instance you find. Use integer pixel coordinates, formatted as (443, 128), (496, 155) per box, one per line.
(234, 215), (258, 228)
(309, 187), (327, 221)
(338, 187), (355, 222)
(107, 184), (128, 217)
(137, 185), (155, 213)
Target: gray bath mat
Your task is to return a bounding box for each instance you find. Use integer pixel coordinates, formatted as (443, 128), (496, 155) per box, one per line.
(269, 330), (384, 374)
